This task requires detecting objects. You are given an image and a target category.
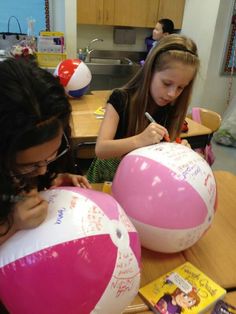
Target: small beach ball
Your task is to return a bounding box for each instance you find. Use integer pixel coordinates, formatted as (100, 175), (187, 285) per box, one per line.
(112, 143), (217, 253)
(54, 59), (92, 98)
(0, 187), (141, 314)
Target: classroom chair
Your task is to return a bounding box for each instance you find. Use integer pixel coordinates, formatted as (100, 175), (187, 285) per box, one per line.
(75, 141), (96, 174)
(187, 107), (222, 133)
(187, 107), (222, 165)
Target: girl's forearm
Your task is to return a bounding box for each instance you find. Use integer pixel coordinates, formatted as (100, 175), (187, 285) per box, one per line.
(95, 136), (140, 159)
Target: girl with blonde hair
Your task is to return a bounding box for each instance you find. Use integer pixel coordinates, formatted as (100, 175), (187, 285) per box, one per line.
(87, 34), (200, 183)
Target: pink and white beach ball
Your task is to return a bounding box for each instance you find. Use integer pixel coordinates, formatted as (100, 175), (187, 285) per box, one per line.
(0, 187), (141, 314)
(54, 59), (92, 98)
(112, 143), (217, 253)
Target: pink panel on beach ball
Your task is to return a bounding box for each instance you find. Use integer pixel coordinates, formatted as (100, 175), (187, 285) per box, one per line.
(112, 143), (216, 253)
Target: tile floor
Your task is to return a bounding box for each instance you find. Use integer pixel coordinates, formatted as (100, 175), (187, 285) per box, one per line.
(211, 140), (236, 175)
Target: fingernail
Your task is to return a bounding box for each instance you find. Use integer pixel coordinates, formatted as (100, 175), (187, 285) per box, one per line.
(164, 135), (170, 142)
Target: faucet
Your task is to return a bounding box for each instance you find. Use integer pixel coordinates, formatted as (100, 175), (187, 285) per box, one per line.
(123, 57), (133, 65)
(85, 38), (104, 62)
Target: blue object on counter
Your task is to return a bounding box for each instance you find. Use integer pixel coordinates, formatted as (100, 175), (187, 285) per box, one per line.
(78, 48), (86, 61)
(140, 60), (145, 66)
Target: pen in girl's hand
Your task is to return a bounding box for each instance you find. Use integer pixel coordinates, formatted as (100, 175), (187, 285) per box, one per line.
(145, 112), (170, 142)
(145, 112), (156, 123)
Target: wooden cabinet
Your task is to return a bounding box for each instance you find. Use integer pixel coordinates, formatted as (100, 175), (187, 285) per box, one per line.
(77, 0), (158, 27)
(77, 0), (185, 29)
(158, 0), (185, 29)
(113, 0), (159, 28)
(103, 0), (115, 25)
(77, 0), (101, 25)
(77, 0), (114, 25)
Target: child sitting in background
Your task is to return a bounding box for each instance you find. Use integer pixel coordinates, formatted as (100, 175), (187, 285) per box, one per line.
(145, 18), (175, 54)
(152, 18), (175, 47)
(87, 34), (200, 183)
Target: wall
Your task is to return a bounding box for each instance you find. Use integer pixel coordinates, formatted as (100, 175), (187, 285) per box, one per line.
(181, 0), (235, 114)
(49, 0), (77, 58)
(49, 0), (64, 32)
(77, 25), (151, 52)
(204, 0), (235, 112)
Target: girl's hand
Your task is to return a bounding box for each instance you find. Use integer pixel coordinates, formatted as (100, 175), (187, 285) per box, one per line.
(13, 189), (48, 231)
(136, 122), (168, 147)
(179, 138), (191, 148)
(51, 173), (92, 189)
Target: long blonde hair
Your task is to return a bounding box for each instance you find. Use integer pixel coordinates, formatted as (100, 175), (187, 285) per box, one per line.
(121, 34), (200, 140)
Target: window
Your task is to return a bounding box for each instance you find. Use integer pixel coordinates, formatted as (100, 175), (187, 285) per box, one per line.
(0, 0), (49, 36)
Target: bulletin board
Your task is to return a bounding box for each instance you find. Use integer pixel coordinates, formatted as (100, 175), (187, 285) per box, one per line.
(221, 1), (236, 75)
(0, 0), (50, 36)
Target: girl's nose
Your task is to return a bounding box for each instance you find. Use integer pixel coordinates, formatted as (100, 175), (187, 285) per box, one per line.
(35, 165), (48, 176)
(167, 87), (178, 98)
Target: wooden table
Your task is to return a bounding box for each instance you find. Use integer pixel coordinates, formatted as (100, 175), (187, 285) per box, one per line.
(70, 91), (212, 149)
(1, 171), (234, 314)
(183, 171), (236, 289)
(92, 170), (236, 313)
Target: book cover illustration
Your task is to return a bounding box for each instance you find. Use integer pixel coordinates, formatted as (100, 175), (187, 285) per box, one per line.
(139, 262), (226, 314)
(212, 299), (236, 313)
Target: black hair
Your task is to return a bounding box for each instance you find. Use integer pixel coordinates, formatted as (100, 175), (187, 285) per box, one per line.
(158, 18), (174, 34)
(0, 58), (74, 231)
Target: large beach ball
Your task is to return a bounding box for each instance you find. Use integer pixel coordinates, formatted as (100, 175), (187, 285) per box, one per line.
(54, 59), (92, 98)
(112, 143), (217, 253)
(0, 187), (141, 314)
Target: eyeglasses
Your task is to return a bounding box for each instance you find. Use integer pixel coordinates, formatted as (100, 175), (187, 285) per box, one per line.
(14, 132), (70, 176)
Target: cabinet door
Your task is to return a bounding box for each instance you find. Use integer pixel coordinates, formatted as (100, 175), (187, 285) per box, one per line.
(113, 0), (159, 28)
(103, 0), (115, 25)
(158, 0), (185, 29)
(77, 0), (103, 25)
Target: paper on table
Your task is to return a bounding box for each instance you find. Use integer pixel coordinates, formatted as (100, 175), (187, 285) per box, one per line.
(94, 106), (105, 118)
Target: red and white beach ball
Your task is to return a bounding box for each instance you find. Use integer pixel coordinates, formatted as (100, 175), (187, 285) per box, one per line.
(0, 187), (141, 314)
(112, 143), (217, 253)
(54, 59), (92, 98)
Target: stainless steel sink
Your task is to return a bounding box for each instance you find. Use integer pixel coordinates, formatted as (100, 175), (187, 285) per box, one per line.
(86, 62), (140, 76)
(89, 58), (122, 65)
(84, 50), (146, 91)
